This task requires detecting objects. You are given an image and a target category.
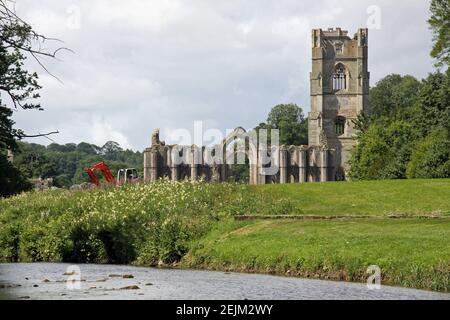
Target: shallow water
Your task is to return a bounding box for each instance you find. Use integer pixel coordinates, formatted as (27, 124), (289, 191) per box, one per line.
(0, 263), (448, 300)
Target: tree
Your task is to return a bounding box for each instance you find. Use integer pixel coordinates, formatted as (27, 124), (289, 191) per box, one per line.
(406, 128), (450, 179)
(369, 74), (421, 120)
(349, 120), (416, 180)
(0, 105), (32, 196)
(414, 69), (450, 136)
(260, 103), (308, 146)
(76, 142), (100, 155)
(101, 141), (123, 160)
(428, 0), (450, 67)
(48, 143), (77, 153)
(0, 153), (31, 197)
(0, 104), (32, 195)
(0, 1), (66, 196)
(0, 105), (18, 151)
(350, 70), (450, 180)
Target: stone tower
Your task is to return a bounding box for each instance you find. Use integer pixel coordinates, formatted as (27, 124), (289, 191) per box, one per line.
(308, 28), (369, 179)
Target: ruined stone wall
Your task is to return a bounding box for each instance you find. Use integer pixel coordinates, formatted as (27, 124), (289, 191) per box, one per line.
(143, 129), (334, 185)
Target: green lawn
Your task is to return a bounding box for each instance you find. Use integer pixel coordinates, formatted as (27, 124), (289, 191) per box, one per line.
(250, 179), (450, 216)
(182, 218), (450, 292)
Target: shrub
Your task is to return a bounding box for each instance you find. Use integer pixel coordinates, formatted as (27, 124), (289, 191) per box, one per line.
(349, 121), (415, 180)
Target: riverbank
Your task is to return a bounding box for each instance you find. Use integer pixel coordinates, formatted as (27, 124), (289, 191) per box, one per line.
(1, 263), (449, 300)
(1, 179), (449, 292)
(182, 218), (450, 292)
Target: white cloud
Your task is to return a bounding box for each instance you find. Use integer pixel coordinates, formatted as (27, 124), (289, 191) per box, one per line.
(91, 119), (130, 149)
(11, 0), (434, 151)
(88, 0), (189, 31)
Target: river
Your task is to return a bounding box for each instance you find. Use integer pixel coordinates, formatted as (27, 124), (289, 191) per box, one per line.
(0, 263), (448, 300)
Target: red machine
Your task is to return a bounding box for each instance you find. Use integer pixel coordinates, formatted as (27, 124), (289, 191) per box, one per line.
(85, 162), (116, 186)
(85, 162), (139, 187)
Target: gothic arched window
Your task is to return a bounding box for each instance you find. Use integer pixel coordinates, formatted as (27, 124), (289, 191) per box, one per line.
(335, 116), (345, 136)
(332, 65), (346, 91)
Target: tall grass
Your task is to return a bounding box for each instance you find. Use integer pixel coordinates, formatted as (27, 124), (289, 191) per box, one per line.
(0, 180), (297, 265)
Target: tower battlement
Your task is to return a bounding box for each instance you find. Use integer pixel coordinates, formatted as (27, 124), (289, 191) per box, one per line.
(323, 27), (348, 37)
(312, 28), (368, 48)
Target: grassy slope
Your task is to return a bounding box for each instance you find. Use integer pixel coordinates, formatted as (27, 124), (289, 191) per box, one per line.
(251, 179), (450, 216)
(183, 218), (450, 291)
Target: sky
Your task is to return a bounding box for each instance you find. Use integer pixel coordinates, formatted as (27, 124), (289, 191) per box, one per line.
(10, 0), (434, 151)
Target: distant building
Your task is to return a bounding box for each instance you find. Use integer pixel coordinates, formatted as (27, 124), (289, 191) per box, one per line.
(7, 149), (14, 162)
(31, 177), (54, 191)
(309, 28), (370, 179)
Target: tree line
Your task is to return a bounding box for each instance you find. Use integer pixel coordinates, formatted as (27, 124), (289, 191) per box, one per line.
(12, 141), (143, 188)
(349, 71), (450, 180)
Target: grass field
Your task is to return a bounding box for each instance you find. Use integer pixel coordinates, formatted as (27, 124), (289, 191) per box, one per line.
(183, 218), (450, 291)
(251, 179), (450, 216)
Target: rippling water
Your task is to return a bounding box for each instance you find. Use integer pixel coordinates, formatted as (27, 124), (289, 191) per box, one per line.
(0, 263), (448, 300)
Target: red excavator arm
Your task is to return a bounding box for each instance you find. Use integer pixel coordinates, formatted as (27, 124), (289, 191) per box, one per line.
(85, 162), (116, 186)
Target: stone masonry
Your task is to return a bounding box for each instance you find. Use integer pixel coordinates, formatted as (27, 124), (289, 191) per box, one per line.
(309, 28), (370, 179)
(143, 128), (334, 184)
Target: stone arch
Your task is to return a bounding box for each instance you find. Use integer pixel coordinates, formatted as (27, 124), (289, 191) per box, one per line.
(216, 127), (258, 183)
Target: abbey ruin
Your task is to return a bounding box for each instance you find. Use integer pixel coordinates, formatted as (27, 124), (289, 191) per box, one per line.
(144, 28), (369, 184)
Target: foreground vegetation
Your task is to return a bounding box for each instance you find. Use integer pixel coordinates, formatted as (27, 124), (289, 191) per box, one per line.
(1, 179), (449, 292)
(0, 180), (297, 265)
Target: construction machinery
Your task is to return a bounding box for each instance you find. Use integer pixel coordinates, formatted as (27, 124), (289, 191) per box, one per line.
(85, 162), (139, 187)
(116, 167), (139, 185)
